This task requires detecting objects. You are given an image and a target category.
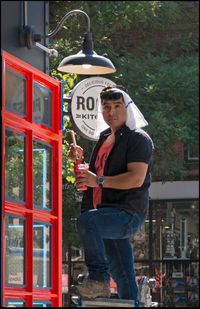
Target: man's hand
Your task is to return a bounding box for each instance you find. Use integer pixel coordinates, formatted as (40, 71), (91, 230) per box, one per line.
(76, 170), (98, 189)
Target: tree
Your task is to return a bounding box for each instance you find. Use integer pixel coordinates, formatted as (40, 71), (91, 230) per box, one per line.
(49, 1), (199, 246)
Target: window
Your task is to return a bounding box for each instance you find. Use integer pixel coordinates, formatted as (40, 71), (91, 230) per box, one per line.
(33, 222), (51, 288)
(6, 68), (26, 116)
(152, 201), (199, 260)
(184, 145), (199, 163)
(5, 129), (25, 203)
(5, 300), (25, 307)
(33, 141), (52, 210)
(5, 216), (25, 286)
(2, 50), (62, 307)
(33, 82), (52, 128)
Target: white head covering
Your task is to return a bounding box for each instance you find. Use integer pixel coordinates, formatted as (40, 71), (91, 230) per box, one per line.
(99, 88), (148, 130)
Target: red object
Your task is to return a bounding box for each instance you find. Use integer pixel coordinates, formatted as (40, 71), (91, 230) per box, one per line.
(62, 274), (69, 293)
(110, 277), (118, 294)
(155, 268), (165, 289)
(74, 163), (89, 191)
(1, 51), (62, 307)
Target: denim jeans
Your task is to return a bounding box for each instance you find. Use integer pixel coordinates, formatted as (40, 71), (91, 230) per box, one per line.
(76, 207), (145, 300)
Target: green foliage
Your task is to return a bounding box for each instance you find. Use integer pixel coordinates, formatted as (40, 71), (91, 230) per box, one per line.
(116, 53), (199, 180)
(6, 130), (25, 201)
(49, 1), (199, 245)
(33, 141), (51, 208)
(50, 69), (83, 249)
(62, 183), (81, 251)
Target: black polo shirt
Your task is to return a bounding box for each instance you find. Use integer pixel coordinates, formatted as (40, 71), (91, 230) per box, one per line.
(81, 125), (154, 216)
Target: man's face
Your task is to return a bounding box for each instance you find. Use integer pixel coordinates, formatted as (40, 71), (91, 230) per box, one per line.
(101, 97), (127, 132)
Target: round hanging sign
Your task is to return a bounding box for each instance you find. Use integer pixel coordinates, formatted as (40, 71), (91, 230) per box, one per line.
(70, 77), (116, 141)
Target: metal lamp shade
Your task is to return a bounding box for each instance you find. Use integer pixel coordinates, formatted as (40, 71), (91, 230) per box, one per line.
(57, 51), (116, 75)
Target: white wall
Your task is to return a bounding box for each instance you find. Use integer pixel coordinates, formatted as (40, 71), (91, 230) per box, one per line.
(150, 181), (199, 200)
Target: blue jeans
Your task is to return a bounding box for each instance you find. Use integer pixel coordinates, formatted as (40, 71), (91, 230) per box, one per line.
(76, 207), (145, 300)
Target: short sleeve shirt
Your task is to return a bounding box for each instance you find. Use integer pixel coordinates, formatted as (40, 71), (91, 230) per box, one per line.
(93, 141), (113, 208)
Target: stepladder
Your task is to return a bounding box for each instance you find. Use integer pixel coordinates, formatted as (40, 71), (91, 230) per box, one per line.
(72, 297), (139, 307)
(71, 296), (159, 307)
(71, 276), (159, 307)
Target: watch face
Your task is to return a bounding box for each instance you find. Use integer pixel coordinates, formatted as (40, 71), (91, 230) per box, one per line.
(98, 176), (104, 185)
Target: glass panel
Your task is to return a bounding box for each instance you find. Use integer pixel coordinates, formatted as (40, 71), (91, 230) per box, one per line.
(132, 215), (149, 260)
(135, 262), (150, 278)
(33, 222), (51, 288)
(152, 200), (199, 260)
(6, 300), (25, 307)
(5, 129), (25, 202)
(33, 302), (52, 307)
(33, 141), (52, 209)
(33, 82), (52, 127)
(159, 261), (199, 307)
(6, 68), (26, 116)
(186, 144), (199, 162)
(5, 216), (25, 285)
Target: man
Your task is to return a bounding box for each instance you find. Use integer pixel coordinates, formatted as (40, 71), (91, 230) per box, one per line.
(69, 86), (154, 303)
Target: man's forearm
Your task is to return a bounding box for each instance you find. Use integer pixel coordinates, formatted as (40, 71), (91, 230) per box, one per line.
(103, 172), (143, 190)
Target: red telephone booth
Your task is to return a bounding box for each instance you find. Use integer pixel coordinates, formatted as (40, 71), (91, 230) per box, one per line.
(1, 51), (62, 307)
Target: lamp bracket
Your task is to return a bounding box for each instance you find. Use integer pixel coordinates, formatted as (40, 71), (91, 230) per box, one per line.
(19, 9), (90, 50)
(19, 25), (42, 49)
(47, 9), (90, 39)
(35, 42), (58, 57)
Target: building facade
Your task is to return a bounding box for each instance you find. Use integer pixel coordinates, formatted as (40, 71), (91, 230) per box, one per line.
(1, 1), (63, 307)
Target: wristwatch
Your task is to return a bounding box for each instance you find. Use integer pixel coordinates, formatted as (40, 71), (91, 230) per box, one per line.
(96, 176), (105, 188)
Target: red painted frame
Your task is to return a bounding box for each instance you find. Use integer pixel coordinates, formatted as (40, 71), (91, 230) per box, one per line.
(1, 51), (62, 307)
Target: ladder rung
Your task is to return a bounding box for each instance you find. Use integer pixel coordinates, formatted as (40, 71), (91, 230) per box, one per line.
(81, 298), (135, 307)
(72, 296), (159, 307)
